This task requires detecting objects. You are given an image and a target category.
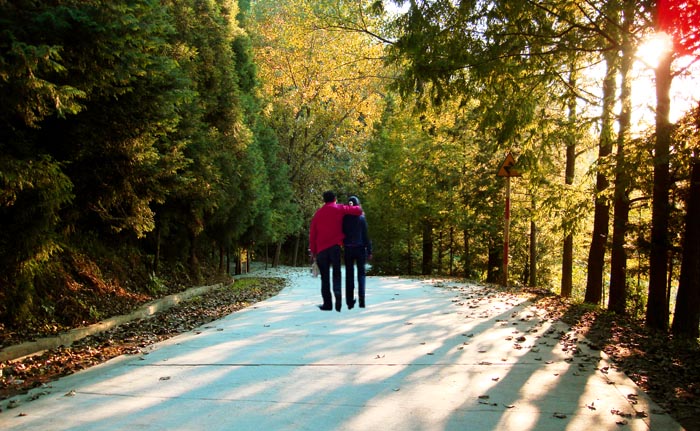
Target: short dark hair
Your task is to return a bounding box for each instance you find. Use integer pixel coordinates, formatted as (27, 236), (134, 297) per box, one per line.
(348, 195), (360, 206)
(322, 190), (336, 203)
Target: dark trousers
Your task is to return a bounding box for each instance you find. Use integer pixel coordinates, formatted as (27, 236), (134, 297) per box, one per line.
(344, 246), (366, 304)
(316, 245), (342, 308)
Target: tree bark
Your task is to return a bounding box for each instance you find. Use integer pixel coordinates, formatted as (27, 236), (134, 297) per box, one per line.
(647, 49), (673, 330)
(153, 222), (161, 274)
(608, 2), (635, 314)
(407, 219), (413, 275)
(561, 64), (577, 297)
(422, 218), (433, 275)
(449, 227), (455, 276)
(463, 229), (471, 277)
(487, 239), (501, 284)
(274, 241), (282, 267)
(218, 243), (225, 274)
(188, 227), (200, 282)
(672, 150), (700, 338)
(585, 49), (617, 305)
(529, 218), (537, 287)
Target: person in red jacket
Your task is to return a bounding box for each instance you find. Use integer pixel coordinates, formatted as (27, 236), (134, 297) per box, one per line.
(309, 190), (363, 311)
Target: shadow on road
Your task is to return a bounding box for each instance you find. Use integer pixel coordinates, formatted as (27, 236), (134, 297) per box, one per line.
(0, 270), (683, 431)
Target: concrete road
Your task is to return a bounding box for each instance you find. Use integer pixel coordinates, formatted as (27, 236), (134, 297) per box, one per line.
(0, 266), (684, 430)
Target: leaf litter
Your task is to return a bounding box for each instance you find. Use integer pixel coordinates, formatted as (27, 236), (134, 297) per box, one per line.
(439, 280), (700, 431)
(0, 277), (286, 404)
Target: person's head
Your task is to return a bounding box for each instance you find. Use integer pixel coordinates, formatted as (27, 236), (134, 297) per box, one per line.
(322, 190), (336, 203)
(348, 195), (360, 206)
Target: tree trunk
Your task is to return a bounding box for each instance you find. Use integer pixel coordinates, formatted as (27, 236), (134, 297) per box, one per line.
(487, 239), (501, 283)
(293, 234), (300, 267)
(561, 64), (577, 297)
(608, 1), (634, 314)
(188, 227), (200, 282)
(529, 218), (537, 287)
(421, 218), (433, 275)
(274, 241), (282, 267)
(561, 235), (573, 296)
(672, 149), (700, 338)
(407, 219), (413, 275)
(437, 229), (444, 274)
(218, 243), (225, 274)
(235, 248), (242, 275)
(153, 222), (161, 274)
(585, 49), (617, 305)
(463, 229), (471, 277)
(449, 227), (455, 276)
(647, 49), (673, 330)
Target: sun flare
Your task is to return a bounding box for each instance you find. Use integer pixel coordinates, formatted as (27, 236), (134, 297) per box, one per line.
(636, 32), (674, 69)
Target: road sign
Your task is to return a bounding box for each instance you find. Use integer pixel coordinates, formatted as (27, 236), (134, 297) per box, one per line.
(497, 153), (521, 177)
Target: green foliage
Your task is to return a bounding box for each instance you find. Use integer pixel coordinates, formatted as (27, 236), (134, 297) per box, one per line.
(146, 273), (168, 296)
(250, 0), (387, 231)
(0, 0), (294, 328)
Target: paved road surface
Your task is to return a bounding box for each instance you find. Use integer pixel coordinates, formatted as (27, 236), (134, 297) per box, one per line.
(0, 267), (684, 430)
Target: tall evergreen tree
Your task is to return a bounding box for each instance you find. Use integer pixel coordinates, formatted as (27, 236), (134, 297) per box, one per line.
(671, 105), (700, 338)
(647, 0), (700, 329)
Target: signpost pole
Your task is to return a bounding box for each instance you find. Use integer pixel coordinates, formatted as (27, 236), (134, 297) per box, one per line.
(497, 152), (520, 288)
(503, 176), (510, 287)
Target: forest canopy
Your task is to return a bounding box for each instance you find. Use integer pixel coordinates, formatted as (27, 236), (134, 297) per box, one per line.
(1, 0), (699, 338)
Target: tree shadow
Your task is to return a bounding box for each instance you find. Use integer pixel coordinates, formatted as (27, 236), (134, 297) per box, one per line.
(0, 273), (685, 431)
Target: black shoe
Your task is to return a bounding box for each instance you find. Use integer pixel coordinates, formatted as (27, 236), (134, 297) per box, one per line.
(347, 299), (356, 310)
(359, 298), (365, 308)
(318, 305), (332, 311)
(335, 302), (341, 312)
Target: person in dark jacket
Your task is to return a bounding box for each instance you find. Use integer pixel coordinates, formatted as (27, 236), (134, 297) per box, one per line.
(343, 195), (372, 309)
(310, 191), (363, 311)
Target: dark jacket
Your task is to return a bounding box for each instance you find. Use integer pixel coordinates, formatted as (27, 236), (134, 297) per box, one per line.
(343, 213), (372, 255)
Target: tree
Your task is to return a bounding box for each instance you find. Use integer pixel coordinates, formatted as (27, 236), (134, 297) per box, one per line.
(1, 0), (189, 322)
(386, 0), (604, 289)
(608, 0), (637, 315)
(585, 47), (617, 305)
(672, 104), (700, 338)
(250, 0), (386, 255)
(647, 0), (700, 330)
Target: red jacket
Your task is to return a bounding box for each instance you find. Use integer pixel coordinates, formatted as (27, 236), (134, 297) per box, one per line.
(309, 202), (363, 255)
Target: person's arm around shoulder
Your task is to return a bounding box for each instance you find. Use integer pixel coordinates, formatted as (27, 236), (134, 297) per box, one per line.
(339, 203), (363, 216)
